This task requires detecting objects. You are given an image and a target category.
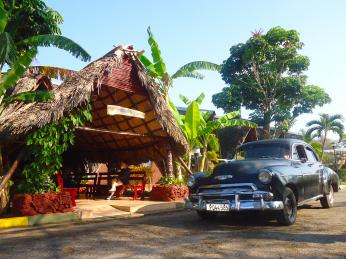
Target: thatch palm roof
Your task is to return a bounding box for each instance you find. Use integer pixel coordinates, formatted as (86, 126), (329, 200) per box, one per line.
(0, 45), (188, 164)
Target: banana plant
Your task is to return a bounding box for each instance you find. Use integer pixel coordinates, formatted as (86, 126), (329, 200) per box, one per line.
(172, 93), (257, 171)
(139, 27), (221, 101)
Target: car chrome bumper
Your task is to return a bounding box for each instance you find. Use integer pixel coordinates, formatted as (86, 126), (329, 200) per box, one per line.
(185, 192), (284, 211)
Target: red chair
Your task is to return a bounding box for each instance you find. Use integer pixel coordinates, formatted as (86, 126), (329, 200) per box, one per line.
(57, 173), (77, 207)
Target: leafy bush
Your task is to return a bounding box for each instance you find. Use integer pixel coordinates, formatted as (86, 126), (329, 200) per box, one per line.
(338, 169), (346, 183)
(157, 176), (186, 185)
(15, 105), (92, 194)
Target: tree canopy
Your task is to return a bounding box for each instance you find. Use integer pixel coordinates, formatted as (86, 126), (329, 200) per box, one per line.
(212, 27), (331, 138)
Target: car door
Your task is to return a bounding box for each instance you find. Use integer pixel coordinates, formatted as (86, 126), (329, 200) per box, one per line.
(303, 146), (321, 198)
(290, 144), (306, 203)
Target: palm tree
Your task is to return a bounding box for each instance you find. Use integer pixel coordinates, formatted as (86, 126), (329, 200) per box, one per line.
(306, 113), (344, 159)
(139, 27), (221, 100)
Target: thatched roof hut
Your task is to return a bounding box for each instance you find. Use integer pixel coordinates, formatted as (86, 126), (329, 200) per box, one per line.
(0, 45), (188, 166)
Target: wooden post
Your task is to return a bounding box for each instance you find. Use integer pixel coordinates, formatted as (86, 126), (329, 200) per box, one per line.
(177, 156), (193, 176)
(167, 145), (174, 178)
(0, 150), (24, 192)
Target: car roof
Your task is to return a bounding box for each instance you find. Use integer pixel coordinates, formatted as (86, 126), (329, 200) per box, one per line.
(240, 138), (307, 148)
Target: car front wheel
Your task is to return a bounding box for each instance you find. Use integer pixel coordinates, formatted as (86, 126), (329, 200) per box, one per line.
(196, 210), (218, 220)
(276, 187), (297, 226)
(320, 184), (334, 208)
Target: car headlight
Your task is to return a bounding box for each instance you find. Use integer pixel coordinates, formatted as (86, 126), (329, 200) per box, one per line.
(187, 175), (195, 187)
(258, 169), (272, 184)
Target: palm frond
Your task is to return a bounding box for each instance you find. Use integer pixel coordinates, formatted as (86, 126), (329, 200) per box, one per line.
(147, 27), (166, 76)
(0, 0), (7, 32)
(18, 35), (91, 62)
(195, 92), (205, 105)
(169, 98), (183, 126)
(0, 48), (37, 96)
(217, 111), (241, 122)
(172, 70), (205, 80)
(172, 61), (221, 79)
(3, 90), (53, 105)
(330, 121), (344, 130)
(306, 120), (322, 127)
(179, 94), (191, 105)
(28, 66), (76, 81)
(0, 32), (17, 65)
(306, 126), (322, 139)
(329, 114), (344, 122)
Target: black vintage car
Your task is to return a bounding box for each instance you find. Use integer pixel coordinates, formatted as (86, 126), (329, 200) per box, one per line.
(185, 139), (340, 225)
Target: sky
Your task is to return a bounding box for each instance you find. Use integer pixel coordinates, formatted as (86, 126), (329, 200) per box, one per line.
(37, 0), (346, 136)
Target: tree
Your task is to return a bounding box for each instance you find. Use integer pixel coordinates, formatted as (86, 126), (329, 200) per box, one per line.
(306, 113), (344, 159)
(212, 27), (331, 138)
(0, 0), (90, 211)
(139, 27), (221, 101)
(171, 93), (256, 171)
(0, 0), (90, 75)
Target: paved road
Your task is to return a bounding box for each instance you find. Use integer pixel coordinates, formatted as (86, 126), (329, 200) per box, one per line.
(1, 191), (346, 258)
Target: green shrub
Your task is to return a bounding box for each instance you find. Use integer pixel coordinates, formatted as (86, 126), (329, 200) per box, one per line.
(15, 105), (92, 194)
(338, 169), (346, 183)
(158, 176), (186, 185)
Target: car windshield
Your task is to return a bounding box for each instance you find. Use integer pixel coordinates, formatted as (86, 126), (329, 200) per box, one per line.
(234, 143), (290, 160)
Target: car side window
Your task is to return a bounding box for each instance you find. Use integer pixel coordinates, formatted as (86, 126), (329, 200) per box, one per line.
(305, 147), (318, 162)
(293, 145), (307, 161)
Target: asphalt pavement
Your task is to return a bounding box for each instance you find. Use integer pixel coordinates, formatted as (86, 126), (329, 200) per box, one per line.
(1, 191), (346, 258)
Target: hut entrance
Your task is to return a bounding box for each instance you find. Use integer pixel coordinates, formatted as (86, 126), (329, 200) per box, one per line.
(58, 46), (188, 200)
(0, 46), (188, 204)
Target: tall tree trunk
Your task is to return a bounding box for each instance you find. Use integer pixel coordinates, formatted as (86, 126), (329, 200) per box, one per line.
(187, 152), (192, 171)
(0, 150), (23, 215)
(0, 145), (3, 177)
(263, 112), (271, 139)
(199, 146), (207, 172)
(321, 132), (327, 161)
(166, 145), (174, 178)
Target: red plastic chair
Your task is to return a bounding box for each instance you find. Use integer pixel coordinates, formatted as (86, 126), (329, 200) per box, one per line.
(57, 173), (77, 207)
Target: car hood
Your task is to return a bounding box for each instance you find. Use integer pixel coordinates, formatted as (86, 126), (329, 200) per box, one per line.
(196, 159), (291, 188)
(213, 159), (291, 176)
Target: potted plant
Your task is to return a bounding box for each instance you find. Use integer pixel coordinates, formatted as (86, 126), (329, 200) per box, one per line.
(150, 176), (188, 202)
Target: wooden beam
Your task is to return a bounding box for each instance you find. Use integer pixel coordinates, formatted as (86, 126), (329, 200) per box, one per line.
(0, 150), (24, 192)
(107, 105), (145, 119)
(167, 145), (174, 178)
(177, 156), (193, 176)
(76, 126), (168, 139)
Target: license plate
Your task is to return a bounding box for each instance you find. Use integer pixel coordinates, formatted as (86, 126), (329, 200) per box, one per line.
(206, 203), (229, 211)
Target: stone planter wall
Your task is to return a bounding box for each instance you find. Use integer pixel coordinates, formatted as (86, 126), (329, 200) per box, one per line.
(12, 192), (73, 216)
(150, 184), (188, 201)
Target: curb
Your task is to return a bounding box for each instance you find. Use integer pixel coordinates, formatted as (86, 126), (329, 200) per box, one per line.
(0, 211), (81, 228)
(0, 202), (185, 229)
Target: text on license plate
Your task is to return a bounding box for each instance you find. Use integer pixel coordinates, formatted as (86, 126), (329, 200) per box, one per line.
(206, 203), (229, 211)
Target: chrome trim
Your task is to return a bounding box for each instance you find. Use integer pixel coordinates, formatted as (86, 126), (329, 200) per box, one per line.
(297, 194), (323, 206)
(214, 175), (233, 181)
(195, 190), (270, 197)
(185, 198), (284, 211)
(198, 183), (258, 191)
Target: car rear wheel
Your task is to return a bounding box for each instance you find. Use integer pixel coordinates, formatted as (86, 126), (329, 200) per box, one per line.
(276, 187), (297, 226)
(320, 184), (334, 208)
(196, 210), (218, 220)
